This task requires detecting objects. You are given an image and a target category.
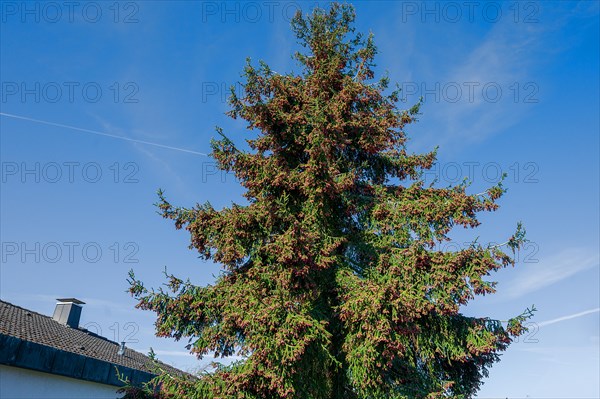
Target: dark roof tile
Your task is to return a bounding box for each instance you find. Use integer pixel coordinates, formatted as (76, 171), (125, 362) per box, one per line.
(0, 300), (183, 377)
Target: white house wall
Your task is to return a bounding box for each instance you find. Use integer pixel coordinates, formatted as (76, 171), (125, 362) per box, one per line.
(0, 365), (123, 399)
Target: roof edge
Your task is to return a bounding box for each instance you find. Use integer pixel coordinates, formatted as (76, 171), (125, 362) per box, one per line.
(0, 333), (155, 387)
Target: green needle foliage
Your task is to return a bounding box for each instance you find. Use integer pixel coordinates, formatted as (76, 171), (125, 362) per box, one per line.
(127, 4), (534, 398)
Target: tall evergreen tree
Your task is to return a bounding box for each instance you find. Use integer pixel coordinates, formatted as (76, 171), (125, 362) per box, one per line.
(128, 4), (534, 398)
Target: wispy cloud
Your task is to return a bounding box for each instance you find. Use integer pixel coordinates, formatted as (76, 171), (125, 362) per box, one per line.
(11, 293), (145, 315)
(538, 308), (600, 328)
(426, 18), (544, 148)
(132, 143), (186, 188)
(153, 349), (246, 362)
(0, 112), (208, 156)
(503, 247), (599, 299)
(152, 349), (247, 374)
(154, 349), (197, 358)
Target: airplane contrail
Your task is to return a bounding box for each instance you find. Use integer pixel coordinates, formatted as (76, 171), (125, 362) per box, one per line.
(538, 308), (600, 328)
(0, 112), (209, 156)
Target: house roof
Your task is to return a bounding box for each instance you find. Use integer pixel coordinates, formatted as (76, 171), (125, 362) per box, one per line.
(0, 300), (186, 387)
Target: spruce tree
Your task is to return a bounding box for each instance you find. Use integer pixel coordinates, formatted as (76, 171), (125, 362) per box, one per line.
(128, 4), (534, 398)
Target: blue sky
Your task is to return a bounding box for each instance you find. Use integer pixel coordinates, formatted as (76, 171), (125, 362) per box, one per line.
(0, 1), (598, 397)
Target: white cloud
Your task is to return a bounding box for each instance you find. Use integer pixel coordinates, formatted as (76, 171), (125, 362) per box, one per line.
(538, 308), (600, 328)
(154, 349), (197, 357)
(0, 112), (207, 156)
(425, 18), (544, 148)
(503, 248), (599, 299)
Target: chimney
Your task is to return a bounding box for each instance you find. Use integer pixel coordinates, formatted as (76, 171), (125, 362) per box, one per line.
(117, 342), (126, 356)
(52, 298), (85, 328)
